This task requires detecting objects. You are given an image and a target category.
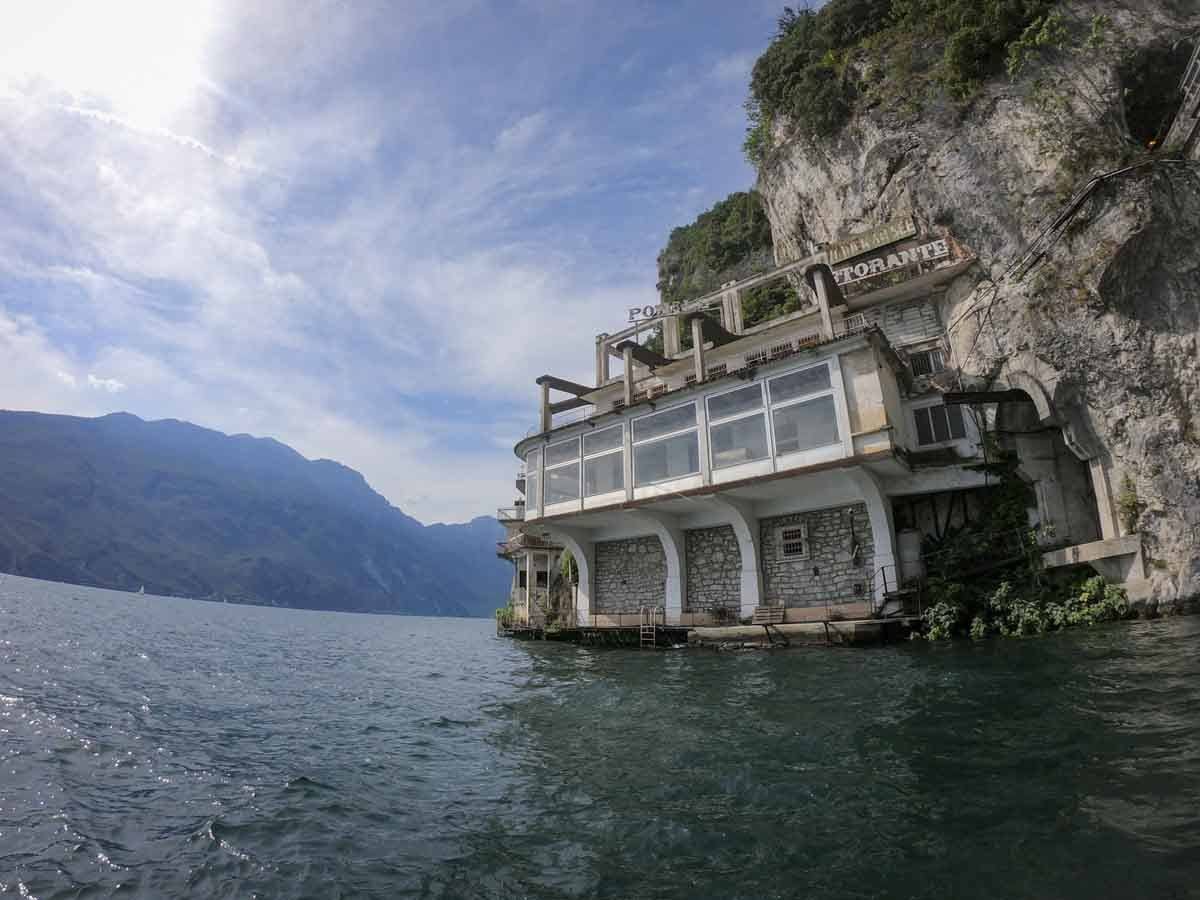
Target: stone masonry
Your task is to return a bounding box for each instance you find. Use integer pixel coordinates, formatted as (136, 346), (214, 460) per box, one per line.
(761, 503), (874, 608)
(594, 535), (666, 613)
(684, 525), (741, 612)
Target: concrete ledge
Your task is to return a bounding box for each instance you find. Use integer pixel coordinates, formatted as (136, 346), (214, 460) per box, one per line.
(1043, 535), (1141, 568)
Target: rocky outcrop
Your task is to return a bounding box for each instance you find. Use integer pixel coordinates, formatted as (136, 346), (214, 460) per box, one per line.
(754, 1), (1200, 608)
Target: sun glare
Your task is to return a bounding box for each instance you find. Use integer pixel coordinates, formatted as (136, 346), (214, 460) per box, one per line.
(0, 0), (218, 127)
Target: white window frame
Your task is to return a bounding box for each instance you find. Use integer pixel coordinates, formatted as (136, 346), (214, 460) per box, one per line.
(582, 424), (625, 500)
(542, 436), (581, 508)
(631, 401), (700, 488)
(767, 361), (842, 460)
(525, 448), (542, 518)
(910, 399), (968, 448)
(705, 381), (770, 472)
(777, 522), (810, 560)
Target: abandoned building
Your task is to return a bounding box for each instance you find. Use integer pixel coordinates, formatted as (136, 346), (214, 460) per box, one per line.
(496, 215), (1145, 636)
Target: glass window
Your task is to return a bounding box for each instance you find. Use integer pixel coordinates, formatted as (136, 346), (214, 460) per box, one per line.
(634, 432), (699, 486)
(707, 383), (763, 421)
(773, 395), (839, 455)
(526, 472), (540, 512)
(710, 414), (769, 469)
(545, 438), (579, 467)
(544, 462), (580, 504)
(525, 450), (541, 512)
(914, 405), (966, 446)
(633, 404), (696, 442)
(583, 424), (623, 455)
(769, 366), (832, 404)
(584, 452), (624, 496)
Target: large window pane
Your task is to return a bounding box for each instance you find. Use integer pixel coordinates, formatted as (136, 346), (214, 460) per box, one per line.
(914, 408), (934, 445)
(584, 452), (624, 496)
(772, 395), (839, 455)
(634, 432), (699, 486)
(707, 383), (763, 421)
(526, 472), (540, 512)
(633, 404), (696, 442)
(545, 438), (579, 467)
(947, 405), (966, 439)
(544, 462), (580, 504)
(584, 424), (623, 456)
(769, 366), (831, 404)
(710, 414), (769, 469)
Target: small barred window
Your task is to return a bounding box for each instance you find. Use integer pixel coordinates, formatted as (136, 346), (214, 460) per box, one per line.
(780, 524), (809, 559)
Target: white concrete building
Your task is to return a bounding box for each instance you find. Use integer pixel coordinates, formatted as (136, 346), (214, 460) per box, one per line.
(501, 219), (1136, 630)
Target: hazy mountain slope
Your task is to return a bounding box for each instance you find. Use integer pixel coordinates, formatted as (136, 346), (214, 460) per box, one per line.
(0, 411), (510, 616)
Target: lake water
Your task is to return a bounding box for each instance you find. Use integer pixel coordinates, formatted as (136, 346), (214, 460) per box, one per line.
(2, 574), (1199, 899)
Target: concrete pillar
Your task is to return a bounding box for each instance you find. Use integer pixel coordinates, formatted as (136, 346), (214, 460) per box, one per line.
(709, 495), (763, 618)
(544, 527), (595, 627)
(622, 345), (634, 407)
(524, 549), (533, 624)
(845, 467), (899, 611)
(1090, 458), (1121, 539)
(722, 288), (743, 334)
(539, 381), (551, 433)
(663, 317), (681, 357)
(595, 334), (610, 387)
(633, 511), (686, 625)
(690, 316), (706, 383)
(808, 267), (836, 339)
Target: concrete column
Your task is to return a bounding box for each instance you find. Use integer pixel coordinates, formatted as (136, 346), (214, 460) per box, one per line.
(524, 550), (533, 623)
(544, 527), (595, 627)
(1090, 458), (1121, 539)
(709, 496), (763, 618)
(727, 289), (744, 333)
(663, 317), (681, 357)
(633, 511), (686, 625)
(808, 267), (836, 339)
(622, 345), (634, 407)
(539, 381), (551, 433)
(690, 316), (706, 383)
(595, 334), (610, 387)
(845, 467), (899, 611)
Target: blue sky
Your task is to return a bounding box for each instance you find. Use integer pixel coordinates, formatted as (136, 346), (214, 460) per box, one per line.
(0, 0), (785, 523)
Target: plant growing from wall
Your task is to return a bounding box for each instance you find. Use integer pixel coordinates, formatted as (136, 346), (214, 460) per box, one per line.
(1116, 473), (1140, 533)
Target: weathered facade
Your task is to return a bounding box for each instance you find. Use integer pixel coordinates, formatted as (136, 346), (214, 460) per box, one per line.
(494, 1), (1197, 626)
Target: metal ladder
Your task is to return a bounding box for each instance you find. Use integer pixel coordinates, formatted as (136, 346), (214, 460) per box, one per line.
(639, 605), (664, 650)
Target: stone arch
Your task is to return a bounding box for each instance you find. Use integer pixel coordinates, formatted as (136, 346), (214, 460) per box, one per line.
(543, 526), (594, 627)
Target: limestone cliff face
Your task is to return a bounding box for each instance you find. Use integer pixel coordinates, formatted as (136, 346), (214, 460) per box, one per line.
(754, 1), (1200, 608)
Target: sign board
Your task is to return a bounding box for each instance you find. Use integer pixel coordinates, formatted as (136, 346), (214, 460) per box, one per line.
(627, 297), (722, 324)
(832, 238), (951, 288)
(826, 219), (917, 266)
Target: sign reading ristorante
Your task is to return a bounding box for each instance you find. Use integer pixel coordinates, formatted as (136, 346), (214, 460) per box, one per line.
(832, 238), (951, 288)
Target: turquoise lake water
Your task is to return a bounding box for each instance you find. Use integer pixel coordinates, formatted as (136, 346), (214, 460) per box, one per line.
(2, 573), (1199, 898)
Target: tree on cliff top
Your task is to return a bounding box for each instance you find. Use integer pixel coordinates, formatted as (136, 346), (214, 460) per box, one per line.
(744, 0), (1054, 162)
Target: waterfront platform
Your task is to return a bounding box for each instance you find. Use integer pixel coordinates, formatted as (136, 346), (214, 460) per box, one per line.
(498, 617), (919, 648)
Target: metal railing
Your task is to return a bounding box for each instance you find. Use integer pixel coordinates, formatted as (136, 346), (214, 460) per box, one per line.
(496, 505), (525, 523)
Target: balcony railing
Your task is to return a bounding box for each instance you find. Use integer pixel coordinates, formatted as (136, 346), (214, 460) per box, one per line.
(497, 505), (525, 523)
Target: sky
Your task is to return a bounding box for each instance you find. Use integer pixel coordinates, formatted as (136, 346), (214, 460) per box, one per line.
(0, 0), (786, 524)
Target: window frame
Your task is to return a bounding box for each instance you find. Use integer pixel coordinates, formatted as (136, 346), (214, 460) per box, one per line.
(582, 424), (625, 498)
(631, 401), (700, 488)
(911, 401), (968, 448)
(525, 448), (542, 518)
(777, 522), (810, 560)
(542, 436), (581, 507)
(767, 361), (841, 459)
(705, 381), (770, 471)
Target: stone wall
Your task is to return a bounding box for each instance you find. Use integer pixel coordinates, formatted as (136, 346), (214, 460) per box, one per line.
(594, 536), (665, 613)
(685, 525), (741, 612)
(761, 504), (874, 608)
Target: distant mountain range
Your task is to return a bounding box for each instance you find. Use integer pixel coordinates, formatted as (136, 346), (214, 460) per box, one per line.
(0, 411), (511, 617)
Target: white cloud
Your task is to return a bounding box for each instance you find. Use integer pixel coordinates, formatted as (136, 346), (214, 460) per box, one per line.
(87, 374), (127, 393)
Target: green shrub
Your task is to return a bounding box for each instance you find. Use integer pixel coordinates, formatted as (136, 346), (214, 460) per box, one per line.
(745, 0), (1052, 157)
